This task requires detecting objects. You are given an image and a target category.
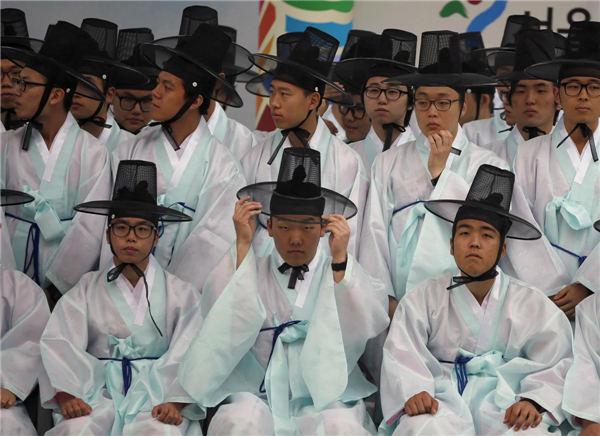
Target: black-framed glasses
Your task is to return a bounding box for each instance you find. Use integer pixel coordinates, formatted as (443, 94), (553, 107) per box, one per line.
(414, 98), (462, 111)
(561, 82), (600, 98)
(364, 87), (407, 101)
(116, 95), (153, 112)
(339, 104), (366, 119)
(109, 222), (157, 239)
(12, 78), (49, 93)
(1, 70), (21, 82)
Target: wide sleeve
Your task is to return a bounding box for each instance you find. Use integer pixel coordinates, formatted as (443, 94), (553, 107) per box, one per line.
(342, 150), (370, 259)
(574, 242), (600, 293)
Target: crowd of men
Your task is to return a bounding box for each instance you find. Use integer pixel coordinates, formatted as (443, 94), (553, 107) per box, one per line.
(0, 5), (599, 436)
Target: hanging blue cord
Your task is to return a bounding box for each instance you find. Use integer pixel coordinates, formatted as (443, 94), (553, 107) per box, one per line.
(258, 320), (303, 393)
(440, 355), (475, 396)
(98, 356), (159, 395)
(393, 200), (425, 216)
(551, 243), (587, 267)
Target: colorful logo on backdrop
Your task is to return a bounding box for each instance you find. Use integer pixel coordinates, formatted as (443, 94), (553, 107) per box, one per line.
(440, 0), (508, 32)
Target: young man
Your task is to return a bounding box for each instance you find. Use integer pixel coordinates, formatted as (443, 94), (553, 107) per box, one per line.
(110, 24), (246, 293)
(484, 30), (561, 163)
(462, 15), (541, 147)
(518, 20), (600, 319)
(359, 30), (569, 315)
(335, 29), (417, 172)
(39, 160), (205, 435)
(1, 21), (113, 302)
(243, 27), (368, 259)
(0, 189), (50, 435)
(181, 147), (388, 435)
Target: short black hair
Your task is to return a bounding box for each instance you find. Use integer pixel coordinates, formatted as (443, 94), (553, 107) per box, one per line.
(183, 74), (215, 115)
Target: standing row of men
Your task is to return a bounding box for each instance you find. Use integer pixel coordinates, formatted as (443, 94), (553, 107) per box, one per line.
(0, 5), (599, 436)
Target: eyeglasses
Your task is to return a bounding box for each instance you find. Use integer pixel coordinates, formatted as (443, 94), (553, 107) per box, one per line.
(116, 95), (153, 112)
(12, 78), (48, 93)
(339, 104), (366, 120)
(109, 222), (157, 239)
(499, 90), (510, 103)
(1, 71), (21, 82)
(561, 82), (600, 98)
(364, 87), (407, 101)
(414, 98), (462, 111)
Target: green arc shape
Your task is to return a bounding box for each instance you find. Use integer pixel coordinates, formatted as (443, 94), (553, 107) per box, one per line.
(440, 0), (468, 18)
(283, 1), (354, 13)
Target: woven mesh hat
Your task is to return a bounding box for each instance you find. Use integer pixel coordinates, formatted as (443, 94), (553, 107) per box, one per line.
(1, 9), (43, 58)
(81, 18), (117, 58)
(237, 147), (357, 224)
(425, 164), (541, 240)
(219, 25), (257, 84)
(179, 5), (218, 36)
(525, 21), (600, 82)
(117, 28), (159, 90)
(0, 189), (34, 207)
(74, 160), (191, 223)
(249, 27), (354, 106)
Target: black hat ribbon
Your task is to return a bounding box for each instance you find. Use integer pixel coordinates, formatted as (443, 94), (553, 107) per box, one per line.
(382, 123), (406, 152)
(278, 262), (309, 289)
(267, 109), (313, 165)
(20, 80), (55, 150)
(148, 94), (200, 151)
(522, 126), (546, 140)
(557, 123), (598, 162)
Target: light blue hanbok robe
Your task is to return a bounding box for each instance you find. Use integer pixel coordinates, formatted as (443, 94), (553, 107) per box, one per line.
(322, 105), (347, 143)
(206, 103), (257, 162)
(380, 268), (573, 436)
(349, 126), (415, 175)
(462, 110), (511, 148)
(98, 112), (134, 154)
(1, 209), (16, 270)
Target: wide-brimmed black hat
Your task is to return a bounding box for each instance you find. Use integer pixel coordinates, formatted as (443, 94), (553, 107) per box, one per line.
(525, 21), (600, 82)
(334, 29), (415, 91)
(237, 147), (357, 224)
(249, 27), (355, 106)
(116, 28), (160, 91)
(179, 5), (218, 35)
(425, 164), (541, 240)
(0, 189), (34, 207)
(595, 220), (600, 232)
(141, 23), (243, 107)
(385, 31), (495, 88)
(1, 8), (43, 57)
(74, 160), (192, 223)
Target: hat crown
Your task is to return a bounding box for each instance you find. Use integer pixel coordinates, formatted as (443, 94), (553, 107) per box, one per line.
(276, 32), (303, 59)
(40, 21), (100, 71)
(459, 32), (488, 74)
(376, 29), (417, 65)
(179, 5), (218, 36)
(512, 29), (556, 72)
(81, 18), (118, 59)
(553, 32), (567, 58)
(501, 15), (541, 47)
(112, 160), (158, 206)
(340, 29), (378, 61)
(275, 148), (322, 199)
(117, 27), (154, 62)
(465, 164), (514, 213)
(219, 25), (237, 43)
(459, 31), (485, 53)
(287, 27), (339, 77)
(419, 30), (462, 74)
(564, 20), (600, 61)
(178, 23), (232, 73)
(1, 8), (28, 38)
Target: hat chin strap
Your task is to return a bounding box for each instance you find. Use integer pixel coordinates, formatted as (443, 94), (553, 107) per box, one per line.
(148, 93), (199, 151)
(267, 107), (314, 165)
(77, 81), (111, 129)
(447, 239), (504, 291)
(557, 122), (598, 162)
(382, 123), (406, 152)
(522, 126), (546, 140)
(21, 82), (55, 150)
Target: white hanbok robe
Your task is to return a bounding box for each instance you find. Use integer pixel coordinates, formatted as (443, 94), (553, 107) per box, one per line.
(1, 114), (112, 292)
(349, 126), (415, 174)
(380, 269), (573, 436)
(241, 117), (369, 258)
(191, 245), (389, 435)
(39, 256), (204, 436)
(483, 127), (524, 165)
(0, 265), (50, 436)
(110, 117), (246, 292)
(1, 209), (16, 270)
(322, 105), (347, 143)
(98, 112), (134, 154)
(574, 242), (600, 294)
(563, 293), (600, 429)
(462, 110), (511, 148)
(359, 125), (568, 301)
(513, 117), (600, 293)
(206, 104), (257, 162)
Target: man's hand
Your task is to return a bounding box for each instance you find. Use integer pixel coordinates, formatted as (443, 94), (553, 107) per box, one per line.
(427, 130), (454, 180)
(233, 196), (261, 268)
(322, 118), (338, 135)
(152, 402), (184, 426)
(551, 283), (591, 320)
(404, 391), (438, 416)
(504, 401), (542, 431)
(1, 389), (17, 409)
(56, 392), (91, 420)
(581, 419), (600, 436)
(323, 214), (350, 263)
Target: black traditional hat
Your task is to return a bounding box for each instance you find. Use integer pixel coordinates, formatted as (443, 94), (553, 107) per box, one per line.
(74, 160), (191, 223)
(595, 220), (600, 233)
(425, 164), (541, 240)
(179, 5), (218, 35)
(385, 31), (494, 88)
(459, 31), (490, 77)
(1, 8), (43, 56)
(525, 21), (600, 82)
(334, 29), (415, 91)
(249, 27), (354, 106)
(116, 28), (160, 91)
(237, 147), (357, 224)
(0, 189), (34, 207)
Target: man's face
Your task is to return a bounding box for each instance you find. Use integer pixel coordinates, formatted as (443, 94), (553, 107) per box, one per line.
(415, 86), (466, 137)
(459, 91), (491, 126)
(338, 93), (371, 142)
(451, 219), (506, 278)
(112, 89), (154, 133)
(363, 76), (411, 127)
(70, 74), (112, 120)
(151, 71), (188, 122)
(1, 59), (22, 110)
(106, 217), (158, 265)
(267, 216), (325, 266)
(511, 80), (556, 129)
(13, 67), (48, 119)
(556, 76), (600, 126)
(498, 88), (516, 126)
(269, 79), (319, 129)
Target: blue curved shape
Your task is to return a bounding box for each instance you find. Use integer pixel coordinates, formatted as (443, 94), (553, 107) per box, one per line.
(285, 16), (353, 47)
(467, 0), (507, 33)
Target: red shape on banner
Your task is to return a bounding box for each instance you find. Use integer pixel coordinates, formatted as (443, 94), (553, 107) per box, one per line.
(259, 3), (276, 46)
(257, 105), (276, 132)
(468, 0), (482, 4)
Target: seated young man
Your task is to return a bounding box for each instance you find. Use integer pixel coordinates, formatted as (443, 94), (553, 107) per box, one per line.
(39, 161), (205, 435)
(179, 147), (389, 435)
(243, 26), (369, 259)
(380, 164), (573, 435)
(0, 189), (51, 435)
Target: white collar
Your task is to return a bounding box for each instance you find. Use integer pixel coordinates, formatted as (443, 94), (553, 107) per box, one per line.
(162, 116), (207, 187)
(275, 246), (321, 309)
(283, 116), (326, 151)
(323, 106), (346, 141)
(369, 125), (413, 153)
(97, 112), (115, 145)
(511, 127), (526, 144)
(33, 113), (76, 181)
(206, 103), (222, 135)
(558, 116), (600, 184)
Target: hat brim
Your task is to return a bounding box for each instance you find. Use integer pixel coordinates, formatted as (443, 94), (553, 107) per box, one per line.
(595, 220), (600, 233)
(383, 72), (497, 88)
(492, 70), (538, 83)
(485, 50), (516, 76)
(250, 53), (355, 106)
(424, 199), (542, 240)
(524, 59), (600, 82)
(236, 182), (357, 225)
(1, 46), (106, 102)
(333, 57), (417, 89)
(1, 37), (44, 61)
(140, 41), (243, 108)
(81, 56), (150, 88)
(73, 200), (192, 222)
(0, 189), (35, 207)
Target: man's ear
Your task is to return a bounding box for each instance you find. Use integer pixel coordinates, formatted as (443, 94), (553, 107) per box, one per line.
(152, 230), (159, 248)
(48, 87), (66, 107)
(321, 223), (326, 238)
(460, 97), (468, 118)
(499, 241), (507, 260)
(308, 92), (321, 111)
(553, 85), (561, 106)
(480, 93), (491, 110)
(105, 86), (116, 105)
(267, 218), (274, 237)
(450, 237), (454, 256)
(188, 94), (204, 111)
(106, 228), (110, 245)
